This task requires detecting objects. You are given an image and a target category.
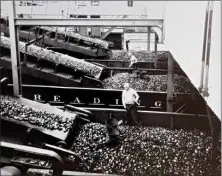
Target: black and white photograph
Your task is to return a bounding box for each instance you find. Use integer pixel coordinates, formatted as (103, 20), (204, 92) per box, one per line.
(0, 1), (221, 176)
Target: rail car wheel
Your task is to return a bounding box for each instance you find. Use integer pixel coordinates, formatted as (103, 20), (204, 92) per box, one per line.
(1, 166), (22, 176)
(56, 141), (67, 149)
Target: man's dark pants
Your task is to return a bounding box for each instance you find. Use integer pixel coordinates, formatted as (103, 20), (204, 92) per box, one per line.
(124, 103), (138, 125)
(126, 43), (129, 51)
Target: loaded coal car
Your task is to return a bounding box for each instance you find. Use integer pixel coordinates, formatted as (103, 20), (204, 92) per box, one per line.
(0, 95), (79, 147)
(1, 36), (221, 175)
(71, 50), (221, 176)
(0, 35), (220, 129)
(1, 82), (221, 175)
(85, 49), (181, 70)
(0, 80), (122, 176)
(0, 95), (221, 176)
(0, 93), (97, 176)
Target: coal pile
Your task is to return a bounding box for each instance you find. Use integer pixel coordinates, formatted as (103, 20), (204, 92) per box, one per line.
(71, 123), (221, 176)
(102, 73), (193, 93)
(0, 36), (103, 78)
(110, 50), (165, 62)
(0, 95), (73, 132)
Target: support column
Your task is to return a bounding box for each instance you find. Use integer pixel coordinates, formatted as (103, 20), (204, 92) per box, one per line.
(147, 27), (150, 51)
(78, 15), (88, 36)
(91, 27), (101, 38)
(8, 1), (22, 96)
(199, 2), (210, 93)
(206, 104), (219, 174)
(203, 1), (213, 97)
(167, 55), (174, 112)
(79, 27), (88, 36)
(154, 32), (158, 53)
(0, 67), (2, 95)
(91, 15), (101, 38)
(16, 26), (23, 95)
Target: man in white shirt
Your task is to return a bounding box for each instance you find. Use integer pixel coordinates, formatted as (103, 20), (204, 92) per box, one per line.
(122, 83), (140, 125)
(128, 52), (138, 70)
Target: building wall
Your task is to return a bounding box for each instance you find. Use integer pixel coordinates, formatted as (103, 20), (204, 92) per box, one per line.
(123, 33), (156, 51)
(1, 1), (164, 18)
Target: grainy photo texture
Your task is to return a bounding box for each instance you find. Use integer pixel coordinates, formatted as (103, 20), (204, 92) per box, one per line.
(0, 1), (221, 176)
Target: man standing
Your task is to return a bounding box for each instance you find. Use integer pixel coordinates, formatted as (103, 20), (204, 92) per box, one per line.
(128, 52), (138, 70)
(122, 83), (140, 125)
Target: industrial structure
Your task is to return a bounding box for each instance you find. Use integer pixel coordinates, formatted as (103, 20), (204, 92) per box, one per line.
(0, 1), (220, 176)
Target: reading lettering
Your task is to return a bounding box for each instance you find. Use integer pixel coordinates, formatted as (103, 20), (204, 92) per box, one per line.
(34, 94), (41, 101)
(74, 97), (81, 104)
(53, 95), (60, 102)
(93, 98), (100, 104)
(155, 101), (161, 107)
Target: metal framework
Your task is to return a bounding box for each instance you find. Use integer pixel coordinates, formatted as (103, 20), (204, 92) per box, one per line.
(5, 2), (219, 174)
(166, 52), (174, 113)
(199, 1), (213, 97)
(8, 2), (22, 96)
(8, 1), (167, 98)
(14, 18), (163, 27)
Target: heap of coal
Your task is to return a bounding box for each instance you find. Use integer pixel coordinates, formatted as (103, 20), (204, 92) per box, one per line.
(103, 73), (193, 93)
(0, 95), (73, 132)
(71, 123), (221, 176)
(110, 50), (166, 62)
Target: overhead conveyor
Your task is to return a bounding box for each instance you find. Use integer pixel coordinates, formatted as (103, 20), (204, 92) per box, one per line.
(0, 18), (113, 58)
(0, 36), (104, 88)
(37, 26), (114, 49)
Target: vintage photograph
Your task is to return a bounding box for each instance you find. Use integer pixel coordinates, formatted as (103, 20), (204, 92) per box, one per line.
(0, 1), (221, 176)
